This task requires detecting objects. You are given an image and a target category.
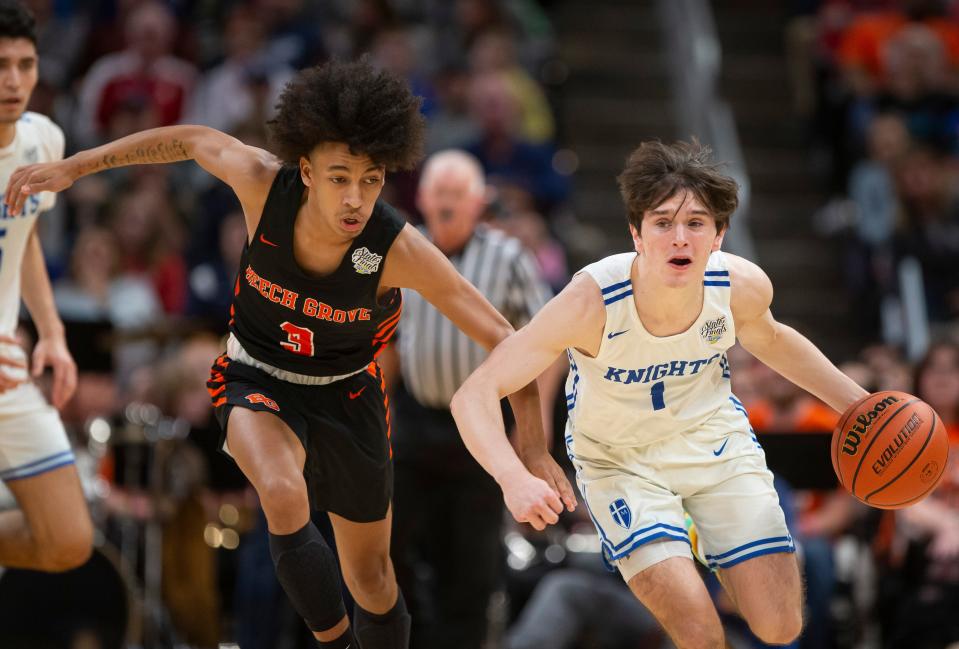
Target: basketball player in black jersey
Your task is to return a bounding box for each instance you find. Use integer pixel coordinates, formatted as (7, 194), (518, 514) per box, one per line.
(5, 59), (576, 649)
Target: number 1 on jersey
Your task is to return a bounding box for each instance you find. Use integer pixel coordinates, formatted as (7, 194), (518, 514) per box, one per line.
(650, 381), (666, 411)
(280, 322), (315, 356)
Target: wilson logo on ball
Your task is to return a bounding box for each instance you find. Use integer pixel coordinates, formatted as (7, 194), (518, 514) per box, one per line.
(842, 395), (900, 456)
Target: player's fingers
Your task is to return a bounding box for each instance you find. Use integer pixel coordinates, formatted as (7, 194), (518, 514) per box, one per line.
(557, 477), (577, 512)
(54, 360), (77, 408)
(31, 348), (45, 377)
(0, 355), (26, 368)
(527, 515), (546, 531)
(4, 167), (25, 207)
(544, 488), (564, 515)
(0, 334), (20, 345)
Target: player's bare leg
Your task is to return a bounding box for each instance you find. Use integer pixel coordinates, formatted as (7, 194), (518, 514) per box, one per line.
(331, 508), (410, 649)
(716, 552), (803, 645)
(227, 408), (352, 644)
(0, 464), (92, 571)
(628, 555), (725, 649)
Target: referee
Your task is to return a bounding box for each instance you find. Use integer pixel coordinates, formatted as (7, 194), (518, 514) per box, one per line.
(382, 150), (559, 649)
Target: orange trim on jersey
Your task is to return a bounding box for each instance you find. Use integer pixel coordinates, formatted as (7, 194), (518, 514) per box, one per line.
(213, 397), (227, 407)
(366, 362), (378, 378)
(375, 364), (393, 457)
(376, 307), (402, 335)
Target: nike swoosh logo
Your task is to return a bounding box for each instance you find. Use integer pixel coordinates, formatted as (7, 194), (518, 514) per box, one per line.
(712, 438), (729, 456)
(607, 330), (629, 339)
(259, 233), (279, 247)
(348, 387), (367, 400)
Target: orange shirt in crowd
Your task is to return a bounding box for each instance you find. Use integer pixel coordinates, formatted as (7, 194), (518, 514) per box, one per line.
(837, 11), (959, 77)
(746, 398), (839, 433)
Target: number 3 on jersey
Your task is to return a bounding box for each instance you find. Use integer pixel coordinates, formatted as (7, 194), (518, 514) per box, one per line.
(280, 322), (315, 356)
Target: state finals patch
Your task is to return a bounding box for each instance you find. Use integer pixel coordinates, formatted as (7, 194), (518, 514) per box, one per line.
(351, 247), (383, 274)
(700, 315), (728, 344)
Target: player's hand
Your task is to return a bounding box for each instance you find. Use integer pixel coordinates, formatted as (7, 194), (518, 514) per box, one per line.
(0, 333), (27, 394)
(520, 448), (577, 512)
(31, 335), (77, 409)
(498, 466), (565, 531)
(5, 159), (78, 215)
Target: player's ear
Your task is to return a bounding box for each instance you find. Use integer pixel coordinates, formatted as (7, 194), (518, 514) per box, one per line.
(711, 223), (726, 252)
(629, 223), (643, 254)
(299, 155), (313, 187)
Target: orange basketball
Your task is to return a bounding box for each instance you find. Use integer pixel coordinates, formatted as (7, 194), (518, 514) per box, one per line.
(831, 390), (950, 509)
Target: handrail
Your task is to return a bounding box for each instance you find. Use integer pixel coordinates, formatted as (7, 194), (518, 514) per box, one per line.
(657, 0), (757, 261)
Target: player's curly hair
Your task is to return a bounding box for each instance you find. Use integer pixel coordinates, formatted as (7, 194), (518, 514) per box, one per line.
(268, 57), (425, 171)
(0, 1), (36, 44)
(617, 140), (739, 233)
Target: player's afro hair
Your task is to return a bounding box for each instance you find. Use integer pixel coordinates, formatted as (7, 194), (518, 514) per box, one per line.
(268, 57), (425, 171)
(0, 1), (36, 44)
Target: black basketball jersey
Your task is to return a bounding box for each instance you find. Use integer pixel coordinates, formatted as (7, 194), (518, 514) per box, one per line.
(229, 166), (405, 376)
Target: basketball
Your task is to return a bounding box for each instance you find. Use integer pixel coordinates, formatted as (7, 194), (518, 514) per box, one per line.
(831, 391), (950, 509)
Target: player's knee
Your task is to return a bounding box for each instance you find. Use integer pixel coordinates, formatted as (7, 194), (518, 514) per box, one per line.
(344, 552), (392, 598)
(257, 475), (309, 525)
(748, 608), (803, 646)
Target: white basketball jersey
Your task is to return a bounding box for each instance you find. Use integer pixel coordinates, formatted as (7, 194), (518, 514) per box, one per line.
(566, 251), (737, 447)
(0, 112), (64, 338)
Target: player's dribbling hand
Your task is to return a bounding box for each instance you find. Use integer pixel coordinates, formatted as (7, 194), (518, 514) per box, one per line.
(31, 335), (77, 409)
(5, 159), (79, 215)
(498, 466), (565, 531)
(520, 448), (577, 513)
(0, 334), (27, 394)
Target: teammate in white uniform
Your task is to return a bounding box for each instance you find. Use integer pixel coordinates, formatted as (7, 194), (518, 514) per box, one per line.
(452, 140), (868, 647)
(0, 1), (92, 571)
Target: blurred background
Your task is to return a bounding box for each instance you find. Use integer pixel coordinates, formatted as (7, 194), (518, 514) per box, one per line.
(3, 0), (959, 648)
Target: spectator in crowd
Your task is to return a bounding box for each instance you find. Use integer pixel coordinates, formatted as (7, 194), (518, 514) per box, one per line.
(844, 112), (909, 335)
(74, 1), (197, 147)
(875, 340), (959, 649)
(465, 71), (570, 216)
(187, 210), (248, 331)
(468, 27), (555, 143)
(424, 64), (479, 154)
(109, 182), (188, 315)
(186, 3), (294, 136)
(891, 145), (959, 322)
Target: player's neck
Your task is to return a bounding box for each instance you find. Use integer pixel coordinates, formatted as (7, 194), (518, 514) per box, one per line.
(632, 257), (704, 334)
(0, 122), (17, 148)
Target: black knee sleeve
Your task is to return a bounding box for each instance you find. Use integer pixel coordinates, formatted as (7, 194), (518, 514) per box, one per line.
(353, 589), (412, 649)
(269, 522), (347, 632)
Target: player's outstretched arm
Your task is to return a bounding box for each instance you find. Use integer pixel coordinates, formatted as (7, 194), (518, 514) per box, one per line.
(4, 125), (280, 227)
(381, 226), (585, 521)
(728, 254), (868, 413)
(449, 274), (605, 529)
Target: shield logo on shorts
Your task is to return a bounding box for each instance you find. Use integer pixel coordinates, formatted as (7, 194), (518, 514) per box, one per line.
(610, 498), (632, 529)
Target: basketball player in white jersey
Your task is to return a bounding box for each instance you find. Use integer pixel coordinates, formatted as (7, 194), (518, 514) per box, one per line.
(0, 1), (92, 571)
(452, 140), (869, 648)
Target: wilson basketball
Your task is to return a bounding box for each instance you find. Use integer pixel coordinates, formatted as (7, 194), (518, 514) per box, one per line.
(831, 391), (949, 509)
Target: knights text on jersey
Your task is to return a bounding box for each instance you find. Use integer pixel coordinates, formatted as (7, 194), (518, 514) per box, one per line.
(229, 167), (405, 377)
(0, 112), (65, 338)
(566, 251), (736, 447)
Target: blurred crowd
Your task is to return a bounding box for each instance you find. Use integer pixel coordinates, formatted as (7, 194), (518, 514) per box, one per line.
(788, 0), (959, 338)
(5, 1), (959, 648)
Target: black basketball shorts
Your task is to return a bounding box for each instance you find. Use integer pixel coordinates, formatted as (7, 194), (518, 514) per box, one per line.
(207, 353), (392, 522)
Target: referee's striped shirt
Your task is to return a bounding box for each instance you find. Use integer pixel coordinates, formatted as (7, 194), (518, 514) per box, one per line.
(398, 224), (552, 409)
